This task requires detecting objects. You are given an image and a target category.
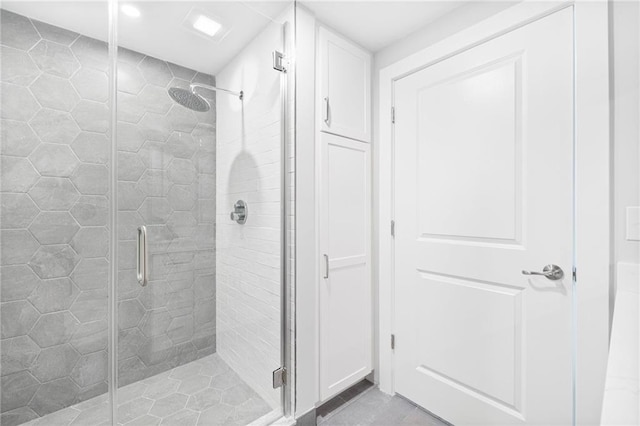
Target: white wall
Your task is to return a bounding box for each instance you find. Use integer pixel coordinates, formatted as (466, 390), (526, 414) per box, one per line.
(215, 20), (284, 409)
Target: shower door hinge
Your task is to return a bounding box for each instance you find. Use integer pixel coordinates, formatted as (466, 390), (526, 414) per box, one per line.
(391, 107), (395, 123)
(272, 366), (286, 388)
(572, 267), (577, 281)
(391, 220), (395, 237)
(391, 334), (396, 350)
(273, 51), (287, 73)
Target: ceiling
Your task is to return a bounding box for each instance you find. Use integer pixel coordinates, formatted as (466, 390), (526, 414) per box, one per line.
(2, 1), (291, 75)
(3, 1), (469, 74)
(300, 1), (467, 52)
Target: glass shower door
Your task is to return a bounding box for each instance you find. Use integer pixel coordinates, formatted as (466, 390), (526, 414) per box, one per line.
(113, 2), (293, 424)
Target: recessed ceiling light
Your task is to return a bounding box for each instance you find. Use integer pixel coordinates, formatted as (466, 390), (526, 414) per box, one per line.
(121, 4), (140, 18)
(193, 15), (222, 37)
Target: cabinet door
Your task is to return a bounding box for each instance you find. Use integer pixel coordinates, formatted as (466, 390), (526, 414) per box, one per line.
(319, 132), (372, 401)
(318, 26), (371, 142)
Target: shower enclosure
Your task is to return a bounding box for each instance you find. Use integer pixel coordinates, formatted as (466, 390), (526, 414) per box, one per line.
(0, 1), (294, 425)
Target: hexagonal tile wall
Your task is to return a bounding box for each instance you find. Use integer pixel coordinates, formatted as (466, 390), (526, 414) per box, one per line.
(1, 8), (217, 424)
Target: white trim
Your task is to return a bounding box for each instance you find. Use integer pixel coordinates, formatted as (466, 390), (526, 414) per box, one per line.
(376, 1), (609, 423)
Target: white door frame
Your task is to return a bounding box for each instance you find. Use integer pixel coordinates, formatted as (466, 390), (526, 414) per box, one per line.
(376, 1), (610, 424)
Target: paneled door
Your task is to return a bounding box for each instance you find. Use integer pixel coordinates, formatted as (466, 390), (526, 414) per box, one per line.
(393, 8), (574, 425)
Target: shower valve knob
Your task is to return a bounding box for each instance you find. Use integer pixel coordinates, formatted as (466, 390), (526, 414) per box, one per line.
(230, 200), (247, 224)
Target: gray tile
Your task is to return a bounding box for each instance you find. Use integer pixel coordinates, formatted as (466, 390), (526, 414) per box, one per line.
(1, 45), (40, 85)
(118, 211), (144, 241)
(0, 230), (39, 265)
(0, 301), (39, 339)
(71, 100), (109, 133)
(117, 62), (146, 95)
(126, 414), (162, 426)
(28, 406), (80, 425)
(117, 92), (147, 123)
(70, 319), (108, 354)
(70, 195), (108, 225)
(137, 170), (172, 197)
(30, 378), (81, 416)
(71, 163), (109, 195)
(167, 106), (198, 133)
(138, 84), (173, 114)
(139, 56), (173, 87)
(29, 177), (80, 210)
(29, 311), (79, 347)
(0, 335), (40, 376)
(168, 63), (197, 81)
(142, 373), (180, 399)
(167, 212), (197, 238)
(1, 82), (40, 121)
(117, 47), (145, 66)
(30, 108), (81, 144)
(0, 193), (39, 229)
(69, 36), (108, 71)
(177, 374), (210, 395)
(139, 141), (174, 170)
(29, 143), (79, 177)
(29, 211), (80, 244)
(70, 132), (109, 164)
(166, 131), (197, 159)
(118, 397), (154, 424)
(117, 121), (146, 152)
(70, 227), (109, 257)
(70, 350), (107, 387)
(1, 406), (39, 426)
(197, 403), (234, 426)
(0, 371), (39, 412)
(118, 299), (145, 329)
(187, 387), (223, 412)
(148, 393), (189, 418)
(0, 10), (40, 51)
(0, 119), (40, 157)
(139, 198), (173, 224)
(29, 244), (80, 279)
(68, 401), (109, 425)
(232, 397), (271, 425)
(191, 124), (215, 153)
(29, 73), (79, 112)
(167, 185), (197, 211)
(31, 19), (79, 45)
(31, 343), (80, 382)
(28, 277), (79, 313)
(221, 383), (259, 406)
(118, 151), (146, 181)
(69, 289), (108, 323)
(71, 67), (108, 102)
(29, 40), (80, 78)
(140, 309), (173, 337)
(167, 315), (195, 344)
(117, 380), (148, 405)
(167, 159), (197, 185)
(139, 112), (172, 142)
(195, 152), (216, 175)
(191, 73), (215, 87)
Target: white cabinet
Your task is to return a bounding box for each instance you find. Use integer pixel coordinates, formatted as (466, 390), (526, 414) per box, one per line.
(318, 26), (371, 143)
(319, 132), (372, 401)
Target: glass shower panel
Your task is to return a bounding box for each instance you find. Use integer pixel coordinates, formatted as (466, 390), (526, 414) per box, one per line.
(114, 2), (292, 424)
(0, 3), (113, 425)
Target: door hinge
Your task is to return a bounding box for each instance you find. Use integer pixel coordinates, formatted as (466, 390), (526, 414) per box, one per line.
(391, 334), (396, 350)
(391, 107), (395, 124)
(272, 367), (286, 388)
(391, 220), (395, 237)
(572, 267), (577, 281)
(272, 51), (287, 73)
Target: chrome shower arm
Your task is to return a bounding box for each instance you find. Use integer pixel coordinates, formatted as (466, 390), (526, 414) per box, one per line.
(190, 83), (243, 100)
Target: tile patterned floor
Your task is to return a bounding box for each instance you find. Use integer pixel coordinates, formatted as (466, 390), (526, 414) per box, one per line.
(23, 354), (272, 426)
(317, 381), (449, 426)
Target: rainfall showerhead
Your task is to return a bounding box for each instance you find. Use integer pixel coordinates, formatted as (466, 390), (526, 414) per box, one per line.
(168, 83), (243, 112)
(168, 87), (210, 112)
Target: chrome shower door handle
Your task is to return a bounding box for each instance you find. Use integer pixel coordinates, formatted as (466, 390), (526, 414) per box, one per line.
(323, 254), (329, 279)
(323, 97), (330, 125)
(522, 264), (564, 280)
(137, 226), (148, 287)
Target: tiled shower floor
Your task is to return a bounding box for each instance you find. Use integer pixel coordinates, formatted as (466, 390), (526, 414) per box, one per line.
(23, 354), (272, 426)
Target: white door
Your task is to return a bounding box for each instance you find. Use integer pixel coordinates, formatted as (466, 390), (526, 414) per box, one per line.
(319, 132), (372, 401)
(318, 27), (371, 143)
(393, 8), (574, 425)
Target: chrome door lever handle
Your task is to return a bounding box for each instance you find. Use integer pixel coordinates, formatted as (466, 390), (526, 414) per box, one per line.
(522, 264), (564, 280)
